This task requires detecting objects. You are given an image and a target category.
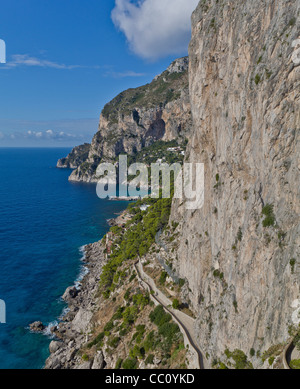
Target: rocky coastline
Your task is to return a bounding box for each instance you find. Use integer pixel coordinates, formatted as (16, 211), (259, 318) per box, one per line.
(44, 240), (107, 369)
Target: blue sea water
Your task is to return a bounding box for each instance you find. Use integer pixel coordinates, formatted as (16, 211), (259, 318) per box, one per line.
(0, 148), (128, 369)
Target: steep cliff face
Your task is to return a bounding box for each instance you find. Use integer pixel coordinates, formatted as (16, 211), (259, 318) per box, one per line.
(170, 0), (300, 367)
(68, 57), (191, 182)
(57, 143), (90, 169)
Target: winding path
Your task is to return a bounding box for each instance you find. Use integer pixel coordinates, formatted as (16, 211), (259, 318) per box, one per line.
(134, 260), (206, 369)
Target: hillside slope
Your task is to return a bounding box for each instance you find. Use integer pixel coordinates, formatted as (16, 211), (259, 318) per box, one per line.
(59, 57), (191, 183)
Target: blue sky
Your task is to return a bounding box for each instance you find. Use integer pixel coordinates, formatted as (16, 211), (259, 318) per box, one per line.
(0, 0), (198, 147)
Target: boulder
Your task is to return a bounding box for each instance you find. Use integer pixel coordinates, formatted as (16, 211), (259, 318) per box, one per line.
(29, 321), (45, 332)
(62, 286), (78, 302)
(75, 361), (92, 369)
(49, 341), (62, 354)
(91, 351), (105, 370)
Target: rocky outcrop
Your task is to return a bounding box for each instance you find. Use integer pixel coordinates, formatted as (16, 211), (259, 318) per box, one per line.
(50, 0), (299, 369)
(57, 143), (90, 169)
(67, 57), (191, 183)
(44, 241), (107, 369)
(169, 0), (300, 368)
(29, 321), (45, 332)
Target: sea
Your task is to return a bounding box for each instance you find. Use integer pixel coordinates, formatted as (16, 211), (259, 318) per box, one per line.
(0, 148), (128, 369)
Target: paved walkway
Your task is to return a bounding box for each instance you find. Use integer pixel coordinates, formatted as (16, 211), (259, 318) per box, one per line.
(134, 260), (206, 369)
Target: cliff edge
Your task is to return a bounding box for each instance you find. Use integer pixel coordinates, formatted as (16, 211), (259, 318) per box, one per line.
(169, 0), (300, 368)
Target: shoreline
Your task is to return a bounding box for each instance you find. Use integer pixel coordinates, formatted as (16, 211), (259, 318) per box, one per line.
(44, 239), (107, 369)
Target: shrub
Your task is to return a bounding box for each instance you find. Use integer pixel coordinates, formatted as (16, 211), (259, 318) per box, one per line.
(149, 305), (171, 327)
(143, 331), (157, 352)
(145, 354), (155, 365)
(129, 345), (145, 359)
(290, 359), (300, 369)
(159, 271), (168, 285)
(82, 354), (89, 362)
(159, 322), (180, 341)
(254, 74), (261, 85)
(104, 320), (114, 333)
(226, 349), (253, 369)
(122, 358), (138, 370)
(172, 299), (180, 310)
(262, 204), (276, 227)
(233, 300), (238, 313)
(290, 258), (296, 274)
(108, 336), (120, 348)
(115, 358), (123, 369)
(237, 227), (243, 242)
(87, 332), (105, 349)
(132, 325), (146, 344)
(268, 356), (275, 366)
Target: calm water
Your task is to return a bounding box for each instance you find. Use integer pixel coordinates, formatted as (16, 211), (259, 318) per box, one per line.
(0, 148), (128, 369)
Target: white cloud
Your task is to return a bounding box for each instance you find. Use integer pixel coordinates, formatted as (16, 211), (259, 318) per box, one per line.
(1, 54), (102, 70)
(2, 54), (82, 69)
(112, 0), (199, 60)
(105, 69), (146, 78)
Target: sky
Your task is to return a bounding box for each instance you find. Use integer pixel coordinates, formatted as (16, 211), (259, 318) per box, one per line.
(0, 0), (199, 147)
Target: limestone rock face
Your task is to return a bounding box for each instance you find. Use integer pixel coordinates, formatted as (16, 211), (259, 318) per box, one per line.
(170, 0), (300, 367)
(91, 351), (105, 370)
(67, 57), (191, 183)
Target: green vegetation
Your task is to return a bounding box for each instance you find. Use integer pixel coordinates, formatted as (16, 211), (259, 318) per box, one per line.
(268, 356), (275, 366)
(145, 354), (154, 365)
(149, 305), (172, 327)
(126, 140), (186, 166)
(289, 17), (296, 27)
(87, 332), (105, 349)
(102, 68), (188, 123)
(172, 299), (180, 310)
(254, 74), (261, 85)
(290, 258), (296, 274)
(122, 358), (138, 369)
(293, 329), (300, 351)
(261, 344), (284, 363)
(213, 269), (224, 280)
(148, 305), (182, 356)
(233, 300), (238, 313)
(99, 197), (173, 298)
(129, 345), (145, 359)
(237, 227), (243, 242)
(265, 69), (272, 79)
(262, 203), (276, 228)
(290, 359), (300, 369)
(159, 271), (168, 285)
(224, 349), (253, 369)
(115, 358), (123, 369)
(132, 325), (146, 344)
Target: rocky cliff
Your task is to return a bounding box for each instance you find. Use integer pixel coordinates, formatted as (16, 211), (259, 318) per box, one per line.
(169, 0), (300, 368)
(50, 0), (300, 370)
(66, 57), (191, 182)
(57, 143), (90, 169)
